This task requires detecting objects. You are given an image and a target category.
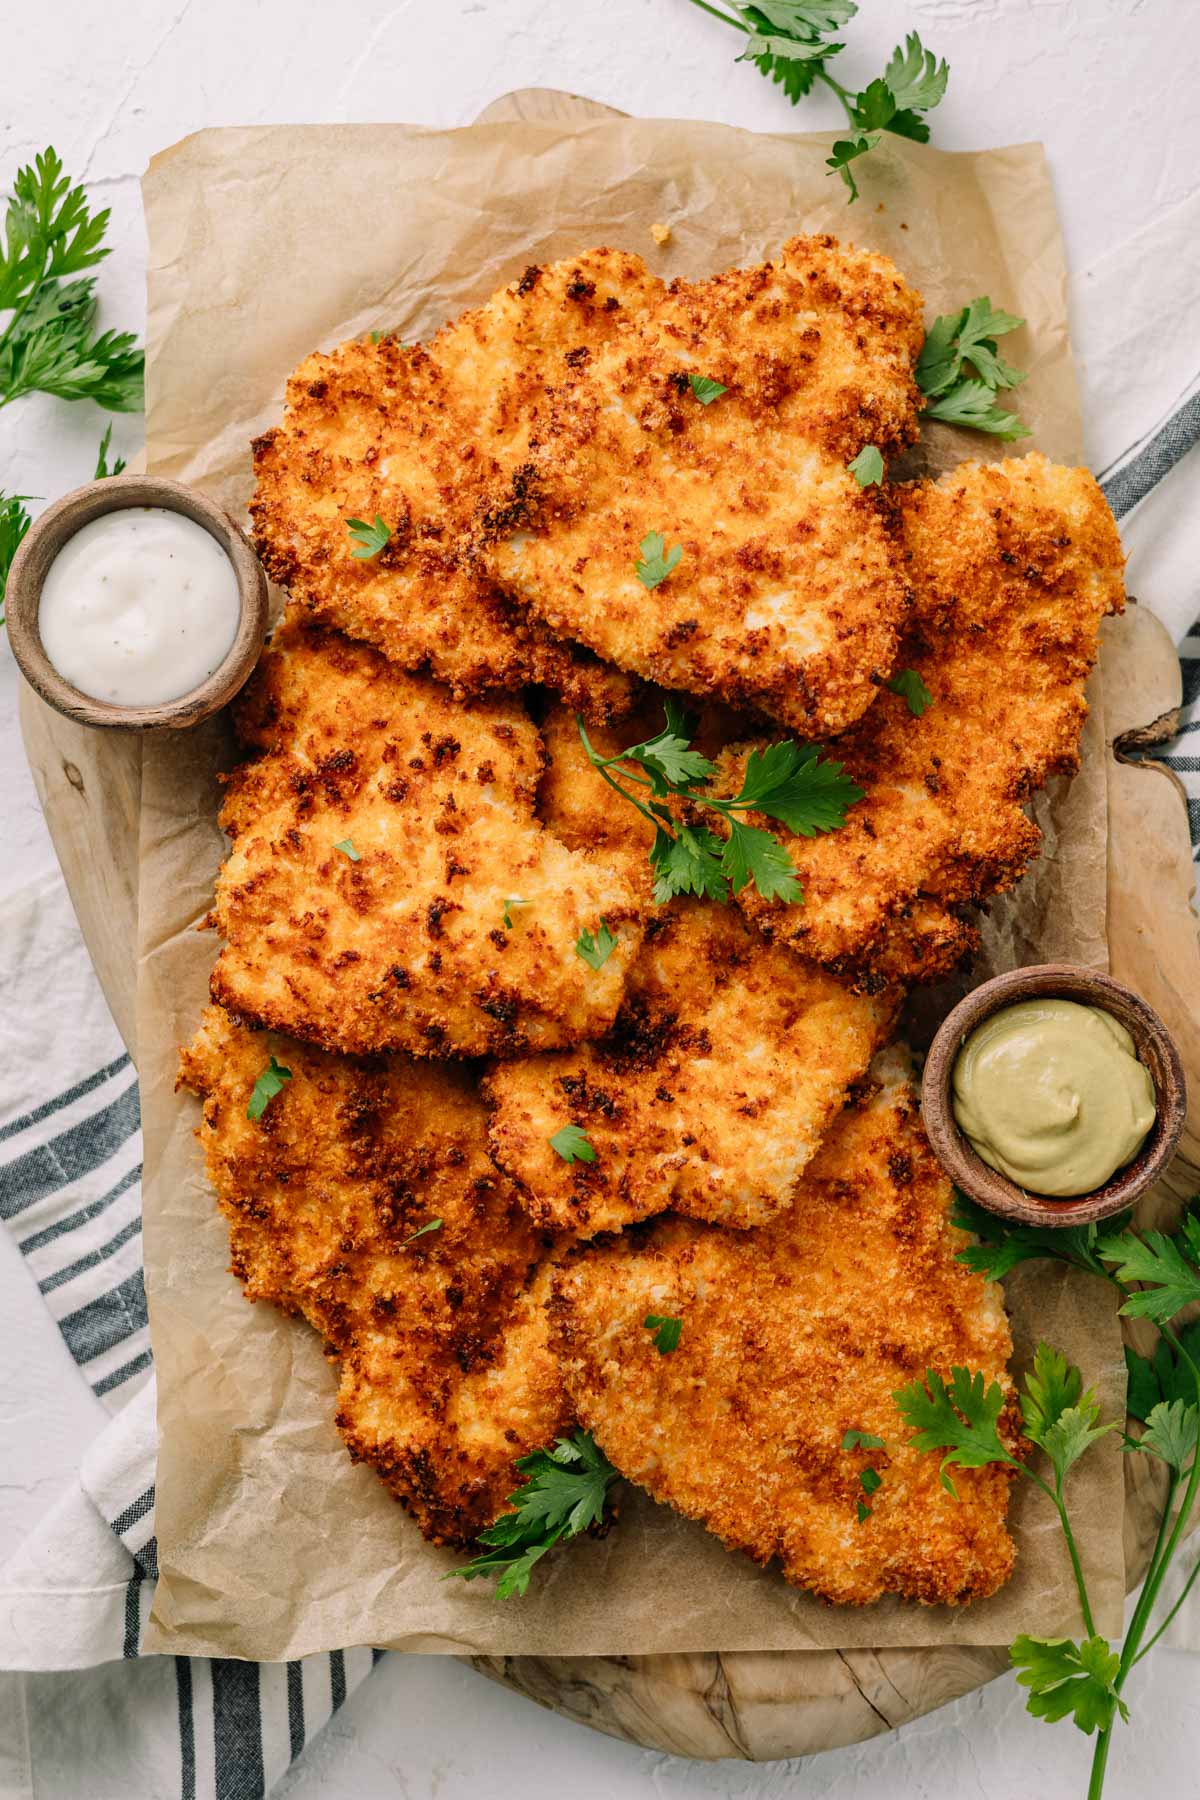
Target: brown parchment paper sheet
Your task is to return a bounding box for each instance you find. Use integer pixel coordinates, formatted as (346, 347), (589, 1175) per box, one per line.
(138, 122), (1125, 1660)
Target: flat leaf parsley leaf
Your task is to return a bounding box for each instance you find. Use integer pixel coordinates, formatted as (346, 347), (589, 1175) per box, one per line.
(549, 1124), (597, 1165)
(1094, 1225), (1200, 1323)
(886, 668), (933, 716)
(951, 1191), (1124, 1284)
(916, 297), (1031, 441)
(635, 530), (682, 590)
(847, 444), (883, 487)
(575, 919), (617, 970)
(644, 1313), (682, 1354)
(246, 1055), (292, 1122)
(825, 133), (881, 203)
(1011, 1635), (1128, 1735)
(687, 373), (727, 405)
(446, 1430), (620, 1598)
(346, 514), (390, 559)
(892, 1365), (1016, 1498)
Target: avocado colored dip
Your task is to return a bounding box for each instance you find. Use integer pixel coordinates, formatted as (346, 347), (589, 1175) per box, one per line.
(952, 998), (1157, 1197)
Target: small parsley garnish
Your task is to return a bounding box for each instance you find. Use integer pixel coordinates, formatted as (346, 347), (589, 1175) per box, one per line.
(916, 297), (1031, 441)
(843, 1429), (885, 1519)
(346, 514), (391, 559)
(402, 1218), (443, 1245)
(333, 837), (361, 861)
(446, 1429), (620, 1598)
(687, 373), (727, 405)
(502, 896), (529, 930)
(549, 1123), (597, 1164)
(576, 701), (862, 907)
(246, 1055), (292, 1122)
(847, 444), (884, 487)
(575, 919), (617, 970)
(886, 669), (933, 716)
(634, 530), (682, 590)
(644, 1313), (682, 1354)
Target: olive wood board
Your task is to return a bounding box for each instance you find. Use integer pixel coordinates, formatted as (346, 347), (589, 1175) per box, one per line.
(15, 85), (1200, 1764)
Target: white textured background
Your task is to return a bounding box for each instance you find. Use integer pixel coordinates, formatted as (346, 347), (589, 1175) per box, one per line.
(3, 2), (1199, 1795)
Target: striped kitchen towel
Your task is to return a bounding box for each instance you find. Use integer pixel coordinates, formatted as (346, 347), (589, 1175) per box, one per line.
(0, 872), (381, 1798)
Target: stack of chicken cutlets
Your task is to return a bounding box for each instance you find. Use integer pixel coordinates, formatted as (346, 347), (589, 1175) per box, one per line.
(178, 237), (1125, 1609)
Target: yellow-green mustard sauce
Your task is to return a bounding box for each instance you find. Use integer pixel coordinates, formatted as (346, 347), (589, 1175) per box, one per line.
(952, 999), (1157, 1197)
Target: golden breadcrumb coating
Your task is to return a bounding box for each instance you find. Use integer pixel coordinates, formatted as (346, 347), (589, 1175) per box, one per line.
(550, 1052), (1021, 1606)
(724, 454), (1126, 985)
(484, 898), (897, 1235)
(177, 1006), (571, 1546)
(479, 235), (925, 733)
(208, 617), (644, 1058)
(250, 249), (662, 719)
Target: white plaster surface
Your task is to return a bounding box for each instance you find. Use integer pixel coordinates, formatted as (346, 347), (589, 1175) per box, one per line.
(2, 2), (1199, 1794)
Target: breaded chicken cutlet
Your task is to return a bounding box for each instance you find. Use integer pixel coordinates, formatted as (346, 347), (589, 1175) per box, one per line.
(484, 898), (897, 1236)
(208, 616), (644, 1058)
(723, 455), (1124, 984)
(178, 1006), (571, 1546)
(250, 249), (663, 719)
(479, 236), (925, 734)
(550, 1051), (1021, 1606)
(535, 454), (1123, 990)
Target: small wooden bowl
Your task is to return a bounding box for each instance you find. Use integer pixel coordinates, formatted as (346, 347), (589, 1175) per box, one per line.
(921, 964), (1186, 1228)
(6, 475), (268, 730)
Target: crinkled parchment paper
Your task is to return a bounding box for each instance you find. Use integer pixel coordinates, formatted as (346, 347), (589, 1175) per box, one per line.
(138, 122), (1125, 1660)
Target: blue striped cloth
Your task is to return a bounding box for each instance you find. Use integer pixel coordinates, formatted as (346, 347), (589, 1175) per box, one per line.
(1, 365), (1197, 1799)
(0, 876), (381, 1797)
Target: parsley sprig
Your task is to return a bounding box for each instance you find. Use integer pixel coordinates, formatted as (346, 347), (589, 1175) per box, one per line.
(576, 701), (862, 907)
(446, 1430), (620, 1598)
(916, 297), (1031, 441)
(685, 5), (948, 202)
(246, 1055), (292, 1122)
(932, 1195), (1200, 1791)
(0, 148), (143, 414)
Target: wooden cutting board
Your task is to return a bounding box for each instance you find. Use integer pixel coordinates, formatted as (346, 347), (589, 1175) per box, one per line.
(17, 86), (1200, 1762)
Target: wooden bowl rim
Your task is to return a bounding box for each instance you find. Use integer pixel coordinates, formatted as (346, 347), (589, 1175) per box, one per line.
(920, 963), (1187, 1228)
(5, 474), (268, 732)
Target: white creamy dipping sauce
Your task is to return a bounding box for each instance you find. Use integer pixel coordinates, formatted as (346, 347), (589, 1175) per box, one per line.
(38, 507), (240, 706)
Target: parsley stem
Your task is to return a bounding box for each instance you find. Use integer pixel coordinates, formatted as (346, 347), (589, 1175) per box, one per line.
(814, 67), (859, 123)
(1021, 1465), (1097, 1638)
(576, 718), (671, 835)
(1087, 1321), (1200, 1796)
(1131, 1539), (1200, 1665)
(684, 0), (750, 33)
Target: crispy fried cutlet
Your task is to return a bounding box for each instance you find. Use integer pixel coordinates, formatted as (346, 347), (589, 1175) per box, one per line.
(178, 1006), (571, 1545)
(484, 898), (897, 1236)
(550, 1051), (1021, 1606)
(250, 249), (663, 718)
(719, 454), (1125, 985)
(479, 236), (924, 734)
(208, 617), (644, 1058)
